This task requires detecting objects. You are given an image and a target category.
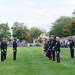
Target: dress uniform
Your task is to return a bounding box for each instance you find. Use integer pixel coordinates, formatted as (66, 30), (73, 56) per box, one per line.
(42, 40), (46, 56)
(4, 38), (7, 59)
(44, 39), (48, 55)
(47, 39), (53, 60)
(50, 35), (56, 61)
(55, 37), (60, 63)
(13, 39), (17, 60)
(46, 39), (51, 58)
(1, 39), (5, 61)
(69, 37), (74, 58)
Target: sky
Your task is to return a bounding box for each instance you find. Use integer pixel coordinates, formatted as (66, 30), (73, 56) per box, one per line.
(0, 0), (75, 32)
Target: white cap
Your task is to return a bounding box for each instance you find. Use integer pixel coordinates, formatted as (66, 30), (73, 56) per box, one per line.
(56, 37), (60, 39)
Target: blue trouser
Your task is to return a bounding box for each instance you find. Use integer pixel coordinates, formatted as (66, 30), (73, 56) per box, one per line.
(70, 49), (74, 58)
(1, 50), (4, 61)
(13, 49), (17, 60)
(56, 51), (60, 63)
(46, 50), (50, 58)
(52, 50), (55, 61)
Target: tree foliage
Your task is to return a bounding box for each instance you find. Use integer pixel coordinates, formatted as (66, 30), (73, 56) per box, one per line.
(0, 23), (11, 41)
(62, 24), (71, 36)
(30, 27), (43, 39)
(11, 22), (43, 42)
(49, 16), (73, 37)
(11, 22), (30, 41)
(62, 20), (75, 36)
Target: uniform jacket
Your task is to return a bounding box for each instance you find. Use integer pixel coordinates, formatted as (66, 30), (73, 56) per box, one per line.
(69, 41), (74, 50)
(50, 39), (56, 50)
(13, 41), (17, 49)
(55, 41), (60, 52)
(4, 42), (7, 49)
(44, 40), (49, 52)
(1, 42), (5, 50)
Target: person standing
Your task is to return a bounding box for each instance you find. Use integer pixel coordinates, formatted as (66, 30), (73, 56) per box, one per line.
(49, 38), (52, 60)
(69, 36), (74, 58)
(46, 38), (53, 60)
(4, 38), (8, 59)
(1, 38), (5, 61)
(46, 38), (51, 59)
(50, 35), (56, 61)
(13, 39), (17, 60)
(55, 37), (60, 63)
(44, 39), (48, 56)
(42, 39), (45, 56)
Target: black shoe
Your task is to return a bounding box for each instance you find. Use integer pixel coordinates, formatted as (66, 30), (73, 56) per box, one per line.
(53, 59), (55, 61)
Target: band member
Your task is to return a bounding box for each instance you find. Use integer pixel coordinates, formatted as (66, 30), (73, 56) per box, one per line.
(44, 38), (48, 56)
(69, 36), (74, 58)
(46, 38), (52, 60)
(4, 38), (8, 59)
(50, 35), (56, 61)
(42, 39), (45, 56)
(55, 37), (60, 63)
(1, 38), (5, 61)
(49, 38), (52, 60)
(13, 38), (17, 60)
(46, 38), (51, 59)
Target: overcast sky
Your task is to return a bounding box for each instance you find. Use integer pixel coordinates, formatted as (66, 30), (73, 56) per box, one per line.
(0, 0), (75, 32)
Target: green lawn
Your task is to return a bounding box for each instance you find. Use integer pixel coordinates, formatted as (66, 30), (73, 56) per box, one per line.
(0, 47), (75, 75)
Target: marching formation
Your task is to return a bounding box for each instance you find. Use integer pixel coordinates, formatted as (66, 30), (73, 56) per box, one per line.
(0, 38), (17, 62)
(0, 36), (74, 63)
(42, 35), (75, 63)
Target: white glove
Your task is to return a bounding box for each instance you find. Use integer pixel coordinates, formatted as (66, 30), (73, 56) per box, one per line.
(57, 51), (59, 53)
(4, 49), (6, 51)
(2, 50), (3, 52)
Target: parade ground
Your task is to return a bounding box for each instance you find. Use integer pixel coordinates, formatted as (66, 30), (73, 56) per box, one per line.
(0, 47), (75, 75)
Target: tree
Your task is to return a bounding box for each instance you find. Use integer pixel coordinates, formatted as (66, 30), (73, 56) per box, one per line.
(0, 23), (11, 41)
(11, 22), (30, 41)
(62, 20), (75, 36)
(62, 24), (71, 36)
(70, 20), (75, 35)
(30, 27), (43, 39)
(49, 16), (72, 37)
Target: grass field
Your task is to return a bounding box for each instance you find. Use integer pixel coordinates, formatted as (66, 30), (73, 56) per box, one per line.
(0, 47), (75, 75)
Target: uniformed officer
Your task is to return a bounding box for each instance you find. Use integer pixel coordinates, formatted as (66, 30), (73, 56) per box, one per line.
(44, 38), (47, 55)
(69, 36), (74, 58)
(13, 38), (17, 60)
(42, 39), (46, 56)
(1, 38), (5, 61)
(49, 38), (53, 60)
(46, 38), (53, 60)
(4, 38), (8, 59)
(45, 38), (50, 58)
(50, 35), (56, 61)
(55, 37), (60, 63)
